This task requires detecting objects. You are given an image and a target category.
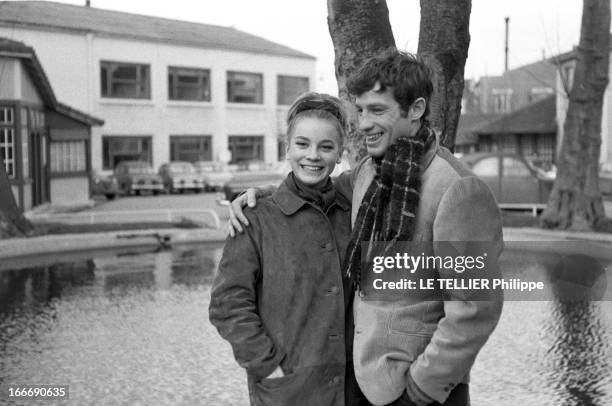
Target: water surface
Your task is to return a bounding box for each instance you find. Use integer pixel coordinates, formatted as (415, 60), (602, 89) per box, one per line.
(0, 244), (611, 405)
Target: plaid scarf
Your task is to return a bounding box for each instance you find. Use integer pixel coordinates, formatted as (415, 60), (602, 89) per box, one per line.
(344, 124), (436, 291)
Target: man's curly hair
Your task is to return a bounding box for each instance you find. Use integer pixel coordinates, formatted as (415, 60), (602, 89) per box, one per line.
(347, 48), (433, 119)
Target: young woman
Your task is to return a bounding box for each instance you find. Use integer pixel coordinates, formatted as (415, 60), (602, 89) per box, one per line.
(209, 92), (353, 406)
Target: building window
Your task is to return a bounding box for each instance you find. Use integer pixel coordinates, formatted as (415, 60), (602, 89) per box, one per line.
(227, 71), (263, 104)
(228, 135), (264, 163)
(536, 134), (556, 164)
(168, 67), (211, 101)
(102, 136), (152, 170)
(529, 87), (554, 103)
(101, 61), (150, 99)
(50, 141), (87, 173)
(0, 107), (14, 125)
(170, 136), (212, 162)
(492, 88), (513, 113)
(20, 107), (29, 179)
(277, 75), (309, 105)
(0, 127), (15, 178)
(0, 107), (15, 178)
(501, 135), (518, 153)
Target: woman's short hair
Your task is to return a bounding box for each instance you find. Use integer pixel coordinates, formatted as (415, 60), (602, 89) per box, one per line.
(286, 92), (347, 146)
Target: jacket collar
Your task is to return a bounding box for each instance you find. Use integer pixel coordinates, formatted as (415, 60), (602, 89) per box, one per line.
(272, 176), (351, 216)
(421, 129), (440, 172)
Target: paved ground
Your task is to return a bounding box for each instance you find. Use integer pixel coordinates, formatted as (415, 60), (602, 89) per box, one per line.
(89, 191), (230, 221)
(89, 193), (612, 218)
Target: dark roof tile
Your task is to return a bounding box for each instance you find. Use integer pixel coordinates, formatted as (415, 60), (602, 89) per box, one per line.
(476, 96), (556, 135)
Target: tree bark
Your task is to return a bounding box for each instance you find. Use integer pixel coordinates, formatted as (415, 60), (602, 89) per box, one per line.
(327, 0), (396, 164)
(0, 156), (33, 238)
(541, 0), (610, 231)
(417, 0), (471, 151)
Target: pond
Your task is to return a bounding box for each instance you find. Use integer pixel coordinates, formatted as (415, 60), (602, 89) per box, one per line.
(0, 243), (611, 405)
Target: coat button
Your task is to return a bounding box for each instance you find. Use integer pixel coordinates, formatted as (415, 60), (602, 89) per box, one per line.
(332, 376), (341, 384)
(320, 241), (333, 251)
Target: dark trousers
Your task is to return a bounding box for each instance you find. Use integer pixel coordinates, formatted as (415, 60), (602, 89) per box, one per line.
(345, 361), (371, 406)
(383, 384), (469, 406)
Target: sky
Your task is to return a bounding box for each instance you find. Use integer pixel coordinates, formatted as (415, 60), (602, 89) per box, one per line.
(8, 0), (584, 94)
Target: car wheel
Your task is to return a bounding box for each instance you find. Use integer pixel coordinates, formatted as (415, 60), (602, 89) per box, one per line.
(153, 190), (160, 196)
(105, 193), (116, 200)
(135, 190), (141, 196)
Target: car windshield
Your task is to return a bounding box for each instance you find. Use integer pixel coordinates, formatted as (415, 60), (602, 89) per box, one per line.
(194, 163), (218, 172)
(127, 166), (154, 175)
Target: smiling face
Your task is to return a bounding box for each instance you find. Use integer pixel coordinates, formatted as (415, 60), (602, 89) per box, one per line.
(286, 117), (342, 187)
(355, 83), (421, 158)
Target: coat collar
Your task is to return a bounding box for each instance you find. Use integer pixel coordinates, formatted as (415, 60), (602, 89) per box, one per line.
(421, 129), (440, 172)
(272, 176), (351, 216)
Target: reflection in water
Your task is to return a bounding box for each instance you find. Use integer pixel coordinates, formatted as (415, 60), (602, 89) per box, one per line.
(470, 248), (612, 405)
(1, 244), (611, 405)
(544, 299), (610, 406)
(0, 244), (250, 405)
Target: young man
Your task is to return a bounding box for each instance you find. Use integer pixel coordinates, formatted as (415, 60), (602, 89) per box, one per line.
(229, 49), (503, 406)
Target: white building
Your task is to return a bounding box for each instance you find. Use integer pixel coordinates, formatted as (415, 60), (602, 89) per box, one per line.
(0, 1), (315, 172)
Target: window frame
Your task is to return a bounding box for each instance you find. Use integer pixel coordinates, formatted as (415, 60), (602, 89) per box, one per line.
(227, 71), (263, 104)
(102, 135), (153, 170)
(169, 135), (213, 162)
(168, 66), (211, 102)
(49, 140), (88, 176)
(228, 135), (265, 163)
(100, 61), (151, 99)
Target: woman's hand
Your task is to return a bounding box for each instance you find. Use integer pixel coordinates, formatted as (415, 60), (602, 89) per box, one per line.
(227, 185), (277, 236)
(228, 188), (258, 236)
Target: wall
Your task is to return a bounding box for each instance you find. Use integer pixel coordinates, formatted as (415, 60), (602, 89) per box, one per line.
(50, 177), (89, 204)
(0, 58), (18, 98)
(0, 26), (316, 172)
(19, 62), (43, 105)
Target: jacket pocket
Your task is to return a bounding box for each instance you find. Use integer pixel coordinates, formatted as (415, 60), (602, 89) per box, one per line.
(388, 303), (438, 337)
(256, 370), (298, 390)
(252, 370), (308, 406)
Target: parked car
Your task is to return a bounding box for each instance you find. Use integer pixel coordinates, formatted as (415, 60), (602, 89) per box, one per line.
(461, 153), (553, 205)
(114, 161), (165, 195)
(193, 161), (235, 191)
(221, 168), (287, 201)
(90, 170), (120, 200)
(159, 161), (203, 193)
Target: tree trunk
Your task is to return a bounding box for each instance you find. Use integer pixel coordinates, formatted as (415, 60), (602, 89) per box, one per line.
(541, 0), (610, 231)
(417, 0), (471, 151)
(327, 0), (396, 164)
(0, 156), (34, 238)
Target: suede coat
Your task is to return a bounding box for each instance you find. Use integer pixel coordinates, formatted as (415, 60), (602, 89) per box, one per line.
(335, 139), (504, 405)
(209, 177), (352, 406)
